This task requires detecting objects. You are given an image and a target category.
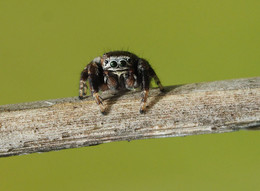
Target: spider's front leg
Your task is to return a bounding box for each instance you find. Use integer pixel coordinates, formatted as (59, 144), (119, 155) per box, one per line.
(79, 58), (106, 114)
(138, 58), (164, 114)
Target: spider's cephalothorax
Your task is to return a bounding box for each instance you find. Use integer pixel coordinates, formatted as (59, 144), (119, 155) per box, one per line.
(79, 51), (164, 114)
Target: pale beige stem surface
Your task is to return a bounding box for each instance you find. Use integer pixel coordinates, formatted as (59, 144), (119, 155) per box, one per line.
(0, 77), (259, 157)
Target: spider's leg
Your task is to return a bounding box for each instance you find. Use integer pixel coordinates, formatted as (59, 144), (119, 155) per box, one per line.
(148, 65), (164, 92)
(89, 78), (105, 114)
(152, 72), (164, 92)
(138, 59), (152, 114)
(140, 88), (149, 114)
(79, 58), (105, 114)
(88, 61), (106, 114)
(79, 68), (88, 99)
(138, 58), (164, 113)
(83, 80), (88, 96)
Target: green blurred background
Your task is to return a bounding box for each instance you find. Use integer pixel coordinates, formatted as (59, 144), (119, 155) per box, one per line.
(0, 0), (259, 190)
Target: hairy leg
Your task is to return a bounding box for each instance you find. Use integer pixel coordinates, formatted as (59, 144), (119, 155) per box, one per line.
(148, 66), (164, 92)
(79, 60), (105, 114)
(88, 69), (105, 114)
(138, 59), (152, 114)
(138, 58), (165, 113)
(79, 68), (88, 99)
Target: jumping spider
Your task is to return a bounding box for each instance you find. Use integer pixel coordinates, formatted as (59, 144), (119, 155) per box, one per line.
(79, 51), (164, 114)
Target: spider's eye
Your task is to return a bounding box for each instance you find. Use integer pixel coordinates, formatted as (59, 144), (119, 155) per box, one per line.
(110, 61), (118, 68)
(104, 60), (108, 64)
(119, 60), (127, 67)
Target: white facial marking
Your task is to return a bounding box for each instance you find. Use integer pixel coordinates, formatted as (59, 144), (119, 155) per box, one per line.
(112, 70), (128, 76)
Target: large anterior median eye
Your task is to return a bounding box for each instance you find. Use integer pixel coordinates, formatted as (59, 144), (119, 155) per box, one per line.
(110, 61), (118, 68)
(119, 60), (127, 67)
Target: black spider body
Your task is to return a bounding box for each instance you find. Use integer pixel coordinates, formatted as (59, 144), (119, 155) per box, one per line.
(79, 51), (164, 114)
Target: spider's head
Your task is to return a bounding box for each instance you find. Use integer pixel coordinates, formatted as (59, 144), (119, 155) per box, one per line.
(102, 56), (132, 71)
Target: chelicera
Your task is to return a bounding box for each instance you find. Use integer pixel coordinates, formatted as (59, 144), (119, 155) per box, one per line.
(79, 51), (164, 114)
